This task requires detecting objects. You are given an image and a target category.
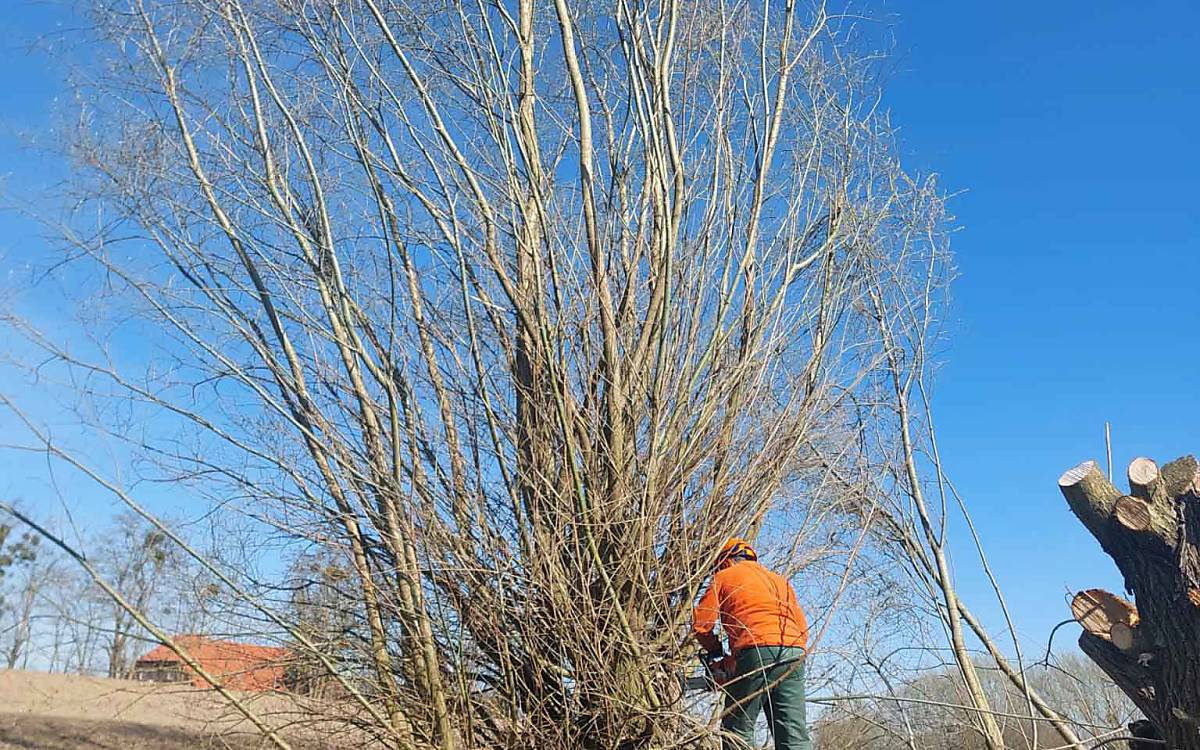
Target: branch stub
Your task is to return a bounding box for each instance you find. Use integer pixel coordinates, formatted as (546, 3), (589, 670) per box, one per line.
(1128, 457), (1160, 495)
(1114, 495), (1153, 532)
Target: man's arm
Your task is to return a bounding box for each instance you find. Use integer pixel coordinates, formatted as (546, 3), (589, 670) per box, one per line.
(786, 579), (809, 646)
(691, 579), (723, 656)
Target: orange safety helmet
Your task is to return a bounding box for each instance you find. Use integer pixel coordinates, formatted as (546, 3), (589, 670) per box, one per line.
(716, 537), (758, 566)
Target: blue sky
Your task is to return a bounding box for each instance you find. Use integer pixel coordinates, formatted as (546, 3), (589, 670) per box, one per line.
(2, 1), (1198, 652)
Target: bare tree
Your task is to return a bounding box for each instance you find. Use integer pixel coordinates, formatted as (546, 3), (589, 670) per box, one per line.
(98, 514), (176, 678)
(282, 548), (359, 699)
(43, 553), (112, 674)
(0, 0), (1012, 747)
(836, 189), (1091, 750)
(0, 523), (40, 668)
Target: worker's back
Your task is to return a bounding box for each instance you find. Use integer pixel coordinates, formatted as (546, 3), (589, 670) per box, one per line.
(701, 559), (808, 654)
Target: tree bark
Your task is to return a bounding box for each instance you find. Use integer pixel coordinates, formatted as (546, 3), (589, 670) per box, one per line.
(1060, 457), (1200, 749)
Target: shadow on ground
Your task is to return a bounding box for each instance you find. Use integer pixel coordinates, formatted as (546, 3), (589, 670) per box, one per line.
(0, 712), (329, 750)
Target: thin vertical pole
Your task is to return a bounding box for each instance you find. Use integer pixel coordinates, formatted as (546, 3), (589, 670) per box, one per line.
(1105, 421), (1113, 481)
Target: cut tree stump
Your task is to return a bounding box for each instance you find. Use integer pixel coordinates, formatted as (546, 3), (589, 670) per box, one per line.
(1060, 455), (1200, 750)
(1070, 589), (1139, 648)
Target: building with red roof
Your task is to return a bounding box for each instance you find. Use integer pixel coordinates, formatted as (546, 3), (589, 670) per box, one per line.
(133, 635), (291, 692)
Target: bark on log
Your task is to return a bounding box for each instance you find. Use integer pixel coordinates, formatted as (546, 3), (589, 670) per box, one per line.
(1079, 632), (1160, 729)
(1060, 456), (1200, 750)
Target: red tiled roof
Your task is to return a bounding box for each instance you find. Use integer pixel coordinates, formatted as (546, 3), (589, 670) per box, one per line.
(136, 635), (291, 691)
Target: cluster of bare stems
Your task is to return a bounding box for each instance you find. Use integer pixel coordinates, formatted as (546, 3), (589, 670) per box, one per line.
(0, 1), (1146, 749)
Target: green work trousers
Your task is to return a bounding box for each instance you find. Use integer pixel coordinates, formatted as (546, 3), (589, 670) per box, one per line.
(721, 645), (811, 750)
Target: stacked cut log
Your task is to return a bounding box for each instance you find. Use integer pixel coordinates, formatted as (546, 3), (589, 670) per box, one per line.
(1060, 456), (1200, 750)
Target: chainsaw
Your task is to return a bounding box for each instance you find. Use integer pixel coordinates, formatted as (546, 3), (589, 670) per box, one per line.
(683, 651), (736, 692)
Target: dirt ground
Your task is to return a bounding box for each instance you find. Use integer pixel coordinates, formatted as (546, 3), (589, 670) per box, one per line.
(0, 670), (360, 749)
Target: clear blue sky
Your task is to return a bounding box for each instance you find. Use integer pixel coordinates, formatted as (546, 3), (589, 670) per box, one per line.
(2, 1), (1198, 651)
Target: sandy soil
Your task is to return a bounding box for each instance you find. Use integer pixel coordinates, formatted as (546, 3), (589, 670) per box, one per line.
(0, 670), (360, 749)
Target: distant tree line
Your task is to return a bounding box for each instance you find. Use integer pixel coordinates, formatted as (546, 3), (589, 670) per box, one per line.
(0, 509), (369, 693)
(816, 655), (1136, 750)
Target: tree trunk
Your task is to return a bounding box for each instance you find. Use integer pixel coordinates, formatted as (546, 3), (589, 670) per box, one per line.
(1059, 457), (1200, 749)
(7, 580), (38, 669)
(108, 627), (127, 679)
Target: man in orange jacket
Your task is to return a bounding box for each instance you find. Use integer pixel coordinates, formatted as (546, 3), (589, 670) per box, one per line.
(692, 538), (811, 750)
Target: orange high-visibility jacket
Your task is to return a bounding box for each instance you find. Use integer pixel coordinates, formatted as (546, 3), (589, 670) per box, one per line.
(692, 559), (808, 656)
